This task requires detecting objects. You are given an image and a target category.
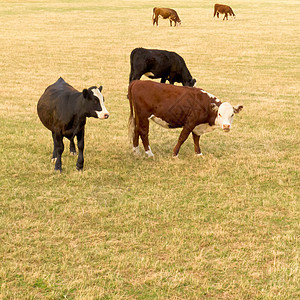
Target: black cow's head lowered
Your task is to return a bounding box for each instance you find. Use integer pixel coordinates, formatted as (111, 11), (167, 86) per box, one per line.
(82, 86), (109, 119)
(185, 78), (196, 87)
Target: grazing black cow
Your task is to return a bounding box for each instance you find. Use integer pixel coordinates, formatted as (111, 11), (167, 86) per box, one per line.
(129, 48), (196, 87)
(37, 77), (109, 171)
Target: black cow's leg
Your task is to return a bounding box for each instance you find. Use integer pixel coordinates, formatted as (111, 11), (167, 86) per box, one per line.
(76, 129), (85, 171)
(173, 126), (192, 157)
(53, 133), (64, 171)
(168, 78), (175, 85)
(69, 137), (76, 156)
(129, 71), (142, 83)
(192, 132), (202, 156)
(160, 78), (166, 84)
(51, 132), (57, 162)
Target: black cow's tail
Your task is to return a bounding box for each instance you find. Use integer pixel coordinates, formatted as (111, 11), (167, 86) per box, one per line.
(127, 82), (136, 144)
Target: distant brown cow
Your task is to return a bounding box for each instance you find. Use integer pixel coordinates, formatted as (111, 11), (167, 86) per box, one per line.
(214, 4), (235, 20)
(152, 7), (181, 27)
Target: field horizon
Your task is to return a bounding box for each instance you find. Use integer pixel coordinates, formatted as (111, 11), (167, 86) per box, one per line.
(0, 0), (299, 299)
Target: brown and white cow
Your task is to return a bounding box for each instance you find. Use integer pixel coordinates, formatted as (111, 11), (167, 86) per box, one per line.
(214, 4), (235, 20)
(128, 80), (243, 157)
(152, 7), (181, 27)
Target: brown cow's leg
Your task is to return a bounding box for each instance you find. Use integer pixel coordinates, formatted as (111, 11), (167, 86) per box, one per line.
(192, 132), (202, 155)
(173, 126), (192, 157)
(170, 19), (172, 26)
(132, 120), (140, 155)
(223, 13), (227, 20)
(133, 121), (139, 147)
(139, 119), (153, 157)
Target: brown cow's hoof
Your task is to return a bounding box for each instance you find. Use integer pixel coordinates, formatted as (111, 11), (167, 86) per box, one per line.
(195, 153), (203, 158)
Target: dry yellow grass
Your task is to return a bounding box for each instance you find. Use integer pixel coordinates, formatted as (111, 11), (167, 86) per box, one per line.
(0, 0), (299, 299)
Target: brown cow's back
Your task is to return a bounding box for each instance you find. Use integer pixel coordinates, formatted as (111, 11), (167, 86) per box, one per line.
(128, 80), (211, 128)
(152, 7), (181, 26)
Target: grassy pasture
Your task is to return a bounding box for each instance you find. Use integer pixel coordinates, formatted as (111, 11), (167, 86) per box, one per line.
(0, 0), (299, 298)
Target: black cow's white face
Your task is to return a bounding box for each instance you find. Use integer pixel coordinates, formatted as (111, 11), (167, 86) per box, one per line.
(91, 87), (109, 119)
(83, 86), (109, 119)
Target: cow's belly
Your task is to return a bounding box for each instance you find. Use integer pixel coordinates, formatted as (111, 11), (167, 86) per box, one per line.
(149, 115), (170, 128)
(192, 123), (216, 135)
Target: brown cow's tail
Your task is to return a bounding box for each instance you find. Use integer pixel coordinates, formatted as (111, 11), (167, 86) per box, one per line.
(230, 7), (236, 17)
(213, 4), (217, 17)
(152, 7), (156, 20)
(127, 83), (135, 143)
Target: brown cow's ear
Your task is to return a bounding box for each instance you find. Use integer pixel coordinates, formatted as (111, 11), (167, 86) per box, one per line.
(233, 105), (243, 114)
(211, 103), (219, 112)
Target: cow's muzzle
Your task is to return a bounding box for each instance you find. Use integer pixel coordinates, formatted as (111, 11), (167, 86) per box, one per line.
(96, 111), (110, 119)
(223, 124), (230, 132)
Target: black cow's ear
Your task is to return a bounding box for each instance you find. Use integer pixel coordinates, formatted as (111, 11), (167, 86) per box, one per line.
(99, 86), (103, 92)
(82, 89), (89, 99)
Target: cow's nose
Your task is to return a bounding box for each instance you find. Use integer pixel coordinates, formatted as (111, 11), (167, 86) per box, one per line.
(104, 113), (109, 119)
(223, 124), (230, 131)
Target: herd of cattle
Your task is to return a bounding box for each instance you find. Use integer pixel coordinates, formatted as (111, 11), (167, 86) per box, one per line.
(37, 4), (242, 172)
(153, 4), (236, 26)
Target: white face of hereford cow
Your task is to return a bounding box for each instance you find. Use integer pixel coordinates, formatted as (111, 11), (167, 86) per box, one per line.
(92, 88), (109, 119)
(214, 102), (243, 132)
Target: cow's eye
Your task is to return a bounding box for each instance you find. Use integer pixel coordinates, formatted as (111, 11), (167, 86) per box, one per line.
(231, 114), (234, 117)
(219, 113), (222, 117)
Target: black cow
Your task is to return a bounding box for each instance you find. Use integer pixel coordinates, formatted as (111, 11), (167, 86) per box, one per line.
(37, 77), (109, 171)
(129, 48), (196, 87)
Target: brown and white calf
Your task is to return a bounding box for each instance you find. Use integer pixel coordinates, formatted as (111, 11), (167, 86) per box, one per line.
(128, 80), (243, 157)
